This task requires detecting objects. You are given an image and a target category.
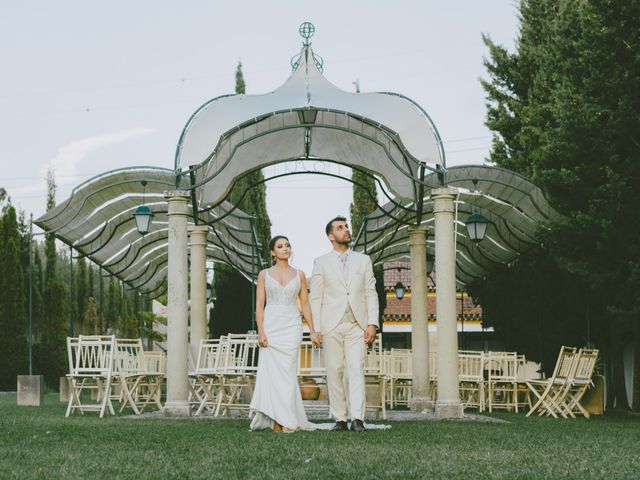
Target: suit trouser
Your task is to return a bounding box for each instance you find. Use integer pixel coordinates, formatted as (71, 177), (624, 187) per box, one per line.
(323, 313), (366, 421)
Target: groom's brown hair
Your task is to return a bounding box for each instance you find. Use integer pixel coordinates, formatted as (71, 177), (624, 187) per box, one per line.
(325, 216), (347, 236)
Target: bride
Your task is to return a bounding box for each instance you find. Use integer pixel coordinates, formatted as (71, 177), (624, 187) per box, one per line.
(249, 235), (322, 432)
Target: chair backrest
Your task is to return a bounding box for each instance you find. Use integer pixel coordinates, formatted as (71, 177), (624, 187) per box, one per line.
(549, 346), (578, 383)
(572, 348), (599, 383)
(429, 351), (437, 381)
(365, 334), (384, 376)
(387, 349), (413, 379)
(143, 351), (166, 375)
(486, 351), (519, 382)
(195, 338), (222, 374)
(114, 338), (145, 375)
(219, 336), (259, 375)
(68, 335), (116, 377)
(67, 337), (80, 374)
(299, 340), (325, 376)
(458, 351), (484, 382)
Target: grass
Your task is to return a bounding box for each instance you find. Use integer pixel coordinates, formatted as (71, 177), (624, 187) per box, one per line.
(1, 393), (640, 479)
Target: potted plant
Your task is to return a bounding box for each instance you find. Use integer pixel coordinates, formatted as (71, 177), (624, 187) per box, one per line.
(299, 378), (321, 400)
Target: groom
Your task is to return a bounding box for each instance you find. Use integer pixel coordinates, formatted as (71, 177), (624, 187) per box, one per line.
(310, 216), (379, 432)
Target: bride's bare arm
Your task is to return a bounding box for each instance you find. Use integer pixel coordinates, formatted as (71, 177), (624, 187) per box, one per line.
(256, 271), (268, 347)
(299, 271), (322, 347)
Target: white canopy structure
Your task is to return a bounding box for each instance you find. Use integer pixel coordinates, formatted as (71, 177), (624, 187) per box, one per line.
(178, 41), (445, 209)
(35, 23), (561, 418)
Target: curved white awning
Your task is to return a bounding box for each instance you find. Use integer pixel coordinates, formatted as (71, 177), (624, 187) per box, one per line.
(176, 43), (445, 207)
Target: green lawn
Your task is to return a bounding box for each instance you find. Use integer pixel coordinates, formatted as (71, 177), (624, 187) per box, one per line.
(1, 393), (639, 479)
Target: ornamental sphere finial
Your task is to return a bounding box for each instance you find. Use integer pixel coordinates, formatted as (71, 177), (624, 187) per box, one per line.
(299, 22), (315, 42)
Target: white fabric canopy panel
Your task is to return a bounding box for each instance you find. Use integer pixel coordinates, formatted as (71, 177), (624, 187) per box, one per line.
(176, 43), (444, 208)
(355, 165), (560, 286)
(35, 168), (261, 294)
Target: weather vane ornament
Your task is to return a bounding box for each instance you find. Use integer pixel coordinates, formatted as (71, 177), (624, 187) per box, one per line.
(299, 22), (315, 45)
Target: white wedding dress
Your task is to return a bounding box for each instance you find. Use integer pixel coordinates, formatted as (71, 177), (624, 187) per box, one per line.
(249, 270), (316, 431)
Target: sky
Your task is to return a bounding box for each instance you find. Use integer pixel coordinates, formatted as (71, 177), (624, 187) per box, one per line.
(0, 1), (520, 276)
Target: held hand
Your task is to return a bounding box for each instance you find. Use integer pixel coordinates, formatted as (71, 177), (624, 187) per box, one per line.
(258, 331), (269, 348)
(311, 332), (323, 348)
(364, 325), (377, 346)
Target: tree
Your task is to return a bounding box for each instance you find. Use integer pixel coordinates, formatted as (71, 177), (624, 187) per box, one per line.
(82, 296), (98, 335)
(211, 60), (272, 336)
(34, 167), (69, 388)
(44, 167), (57, 283)
(350, 169), (387, 327)
(0, 205), (27, 389)
(480, 0), (640, 409)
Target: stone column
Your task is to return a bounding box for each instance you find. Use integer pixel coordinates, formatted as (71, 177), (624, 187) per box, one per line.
(409, 225), (433, 412)
(164, 190), (191, 417)
(432, 187), (464, 418)
(189, 225), (209, 366)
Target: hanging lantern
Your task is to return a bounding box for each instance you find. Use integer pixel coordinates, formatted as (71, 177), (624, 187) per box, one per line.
(134, 205), (154, 235)
(465, 212), (489, 243)
(394, 281), (405, 300)
(134, 180), (153, 235)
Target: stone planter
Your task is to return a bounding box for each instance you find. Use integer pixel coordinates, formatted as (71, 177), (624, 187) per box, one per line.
(300, 378), (321, 400)
(17, 375), (44, 406)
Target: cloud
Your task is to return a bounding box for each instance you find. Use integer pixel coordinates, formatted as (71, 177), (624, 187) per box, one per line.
(14, 127), (156, 197)
(46, 127), (156, 179)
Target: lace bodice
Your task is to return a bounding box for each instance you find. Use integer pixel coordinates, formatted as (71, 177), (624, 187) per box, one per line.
(265, 270), (300, 307)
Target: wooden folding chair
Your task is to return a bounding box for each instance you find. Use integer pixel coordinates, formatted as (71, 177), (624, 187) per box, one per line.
(66, 335), (116, 418)
(189, 338), (224, 416)
(386, 349), (412, 409)
(526, 346), (578, 418)
(114, 338), (146, 415)
(134, 351), (165, 412)
(486, 351), (519, 412)
(216, 335), (259, 416)
(365, 334), (386, 419)
(560, 348), (599, 418)
(458, 351), (485, 412)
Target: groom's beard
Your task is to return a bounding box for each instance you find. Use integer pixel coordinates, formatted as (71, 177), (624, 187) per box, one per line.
(335, 239), (351, 246)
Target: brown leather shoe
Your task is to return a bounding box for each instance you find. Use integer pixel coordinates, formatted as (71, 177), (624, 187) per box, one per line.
(350, 419), (366, 432)
(331, 421), (348, 431)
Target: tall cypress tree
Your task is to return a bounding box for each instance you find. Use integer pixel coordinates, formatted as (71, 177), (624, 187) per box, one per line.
(44, 167), (57, 283)
(0, 205), (27, 389)
(75, 256), (87, 332)
(350, 169), (386, 328)
(36, 168), (68, 387)
(211, 61), (272, 337)
(479, 0), (640, 409)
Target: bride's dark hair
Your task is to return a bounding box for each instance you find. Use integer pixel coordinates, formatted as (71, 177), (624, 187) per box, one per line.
(269, 235), (290, 265)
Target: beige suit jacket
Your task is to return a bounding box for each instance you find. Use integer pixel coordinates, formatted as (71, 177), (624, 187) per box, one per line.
(309, 250), (379, 334)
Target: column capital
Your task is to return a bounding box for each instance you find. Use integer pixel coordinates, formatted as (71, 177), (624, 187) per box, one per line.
(165, 190), (190, 216)
(188, 225), (209, 245)
(430, 186), (458, 199)
(408, 225), (428, 245)
(164, 189), (190, 200)
(431, 187), (458, 215)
